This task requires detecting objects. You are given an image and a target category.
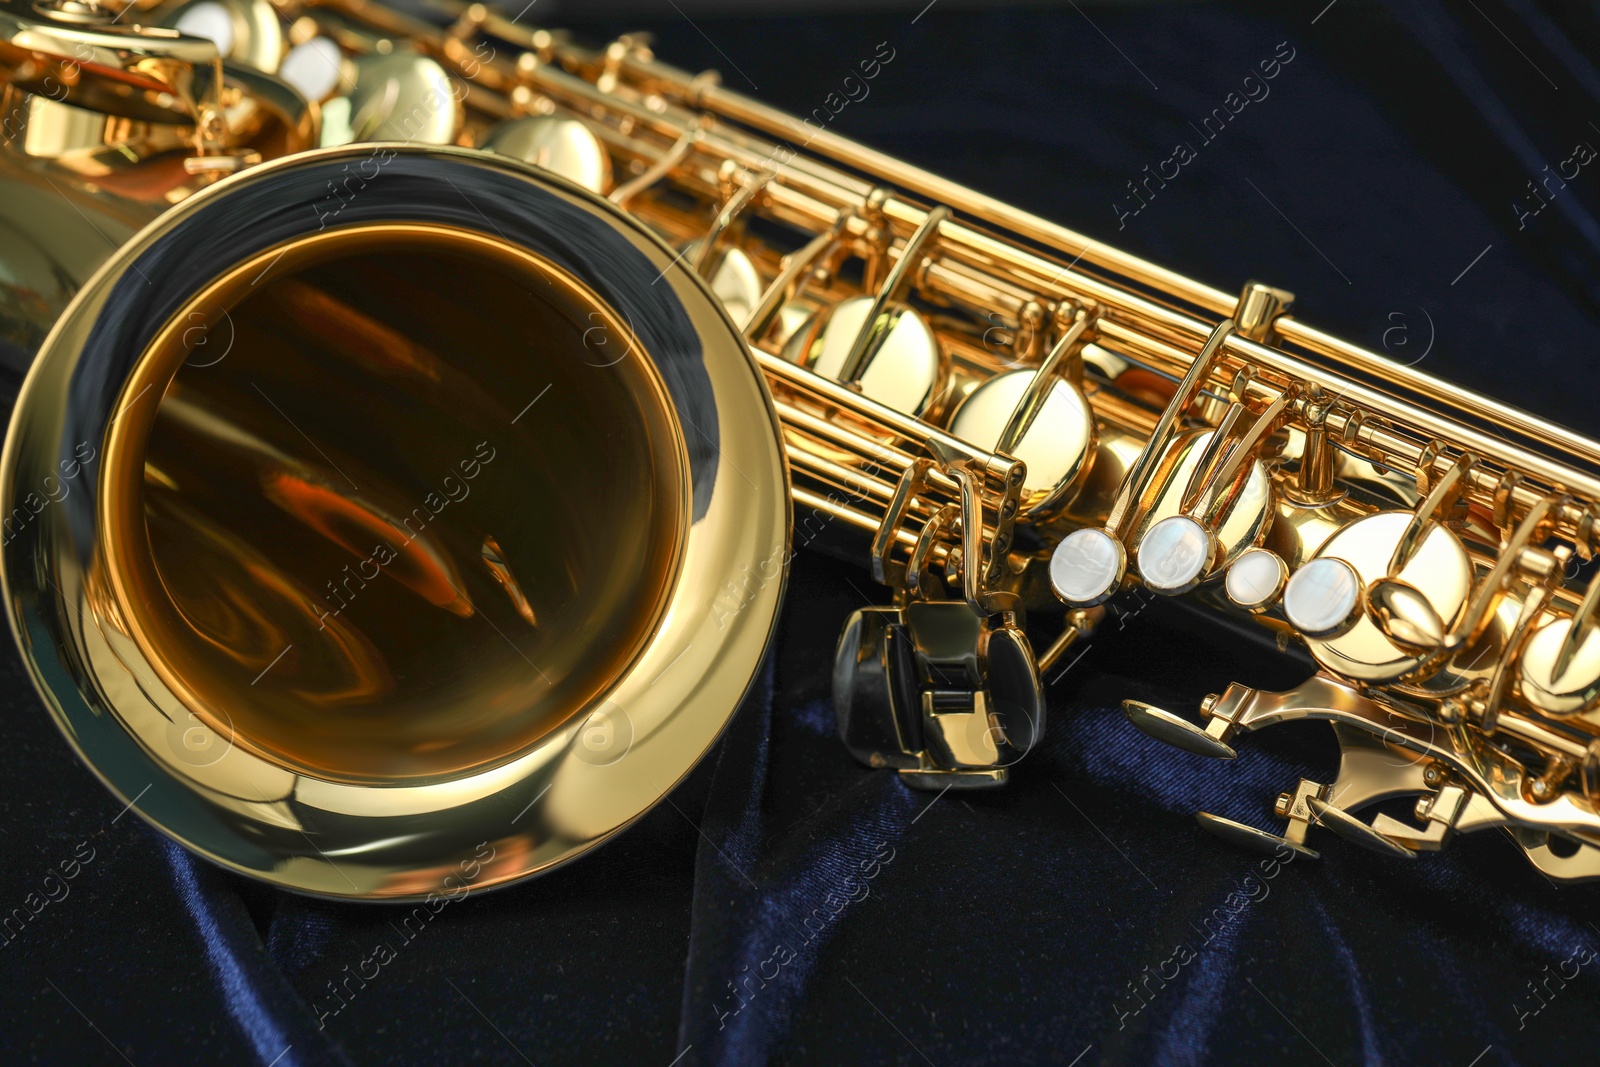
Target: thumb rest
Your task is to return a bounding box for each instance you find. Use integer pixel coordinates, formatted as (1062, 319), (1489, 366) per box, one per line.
(6, 0), (1600, 888)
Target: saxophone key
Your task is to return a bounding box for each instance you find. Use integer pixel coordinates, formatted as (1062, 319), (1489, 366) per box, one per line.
(1519, 566), (1600, 716)
(1136, 515), (1216, 596)
(1290, 511), (1472, 683)
(1123, 425), (1274, 595)
(481, 115), (612, 194)
(1306, 796), (1419, 860)
(1049, 527), (1125, 608)
(949, 312), (1097, 520)
(1195, 812), (1319, 860)
(1520, 618), (1600, 716)
(1121, 699), (1236, 760)
(948, 368), (1095, 520)
(1367, 576), (1448, 653)
(783, 296), (944, 417)
(1224, 546), (1288, 613)
(1283, 556), (1365, 641)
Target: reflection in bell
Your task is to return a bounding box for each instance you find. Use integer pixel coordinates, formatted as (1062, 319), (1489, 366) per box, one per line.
(122, 226), (685, 782)
(482, 534), (539, 629)
(259, 469), (476, 621)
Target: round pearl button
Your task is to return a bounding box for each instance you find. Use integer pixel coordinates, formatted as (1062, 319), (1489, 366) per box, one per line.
(1050, 528), (1125, 606)
(279, 37), (345, 103)
(175, 1), (236, 55)
(1284, 557), (1363, 638)
(1137, 516), (1212, 594)
(1225, 547), (1286, 610)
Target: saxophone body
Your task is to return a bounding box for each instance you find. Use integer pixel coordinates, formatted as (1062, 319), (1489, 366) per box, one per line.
(4, 0), (1600, 896)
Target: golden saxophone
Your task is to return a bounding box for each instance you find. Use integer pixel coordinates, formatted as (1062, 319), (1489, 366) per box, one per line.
(4, 0), (1600, 900)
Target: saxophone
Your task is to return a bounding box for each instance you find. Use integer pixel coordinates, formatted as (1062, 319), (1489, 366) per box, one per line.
(4, 0), (1599, 898)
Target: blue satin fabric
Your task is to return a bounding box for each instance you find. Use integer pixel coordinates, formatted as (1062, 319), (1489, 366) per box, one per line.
(7, 2), (1600, 1064)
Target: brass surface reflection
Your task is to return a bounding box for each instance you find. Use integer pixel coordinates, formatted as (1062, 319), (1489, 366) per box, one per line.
(103, 224), (687, 782)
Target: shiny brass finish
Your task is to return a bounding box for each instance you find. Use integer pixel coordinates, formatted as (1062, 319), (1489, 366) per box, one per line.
(1307, 795), (1419, 860)
(837, 204), (949, 388)
(1521, 618), (1600, 716)
(948, 314), (1096, 519)
(1302, 513), (1472, 679)
(482, 115), (609, 192)
(1367, 578), (1447, 654)
(1123, 700), (1236, 760)
(9, 0), (1600, 888)
(161, 0), (285, 72)
(1232, 280), (1295, 344)
(835, 601), (1042, 789)
(1, 141), (787, 899)
(783, 296), (944, 416)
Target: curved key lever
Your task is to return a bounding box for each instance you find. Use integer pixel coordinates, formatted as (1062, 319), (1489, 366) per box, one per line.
(1122, 700), (1237, 759)
(1306, 796), (1418, 859)
(1365, 451), (1476, 655)
(1195, 812), (1319, 859)
(1366, 577), (1448, 654)
(1051, 320), (1237, 608)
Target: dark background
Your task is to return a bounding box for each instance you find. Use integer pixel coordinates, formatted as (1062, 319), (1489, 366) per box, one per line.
(6, 1), (1600, 1065)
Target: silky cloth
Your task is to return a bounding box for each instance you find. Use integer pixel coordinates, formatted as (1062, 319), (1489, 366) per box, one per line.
(5, 2), (1600, 1064)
